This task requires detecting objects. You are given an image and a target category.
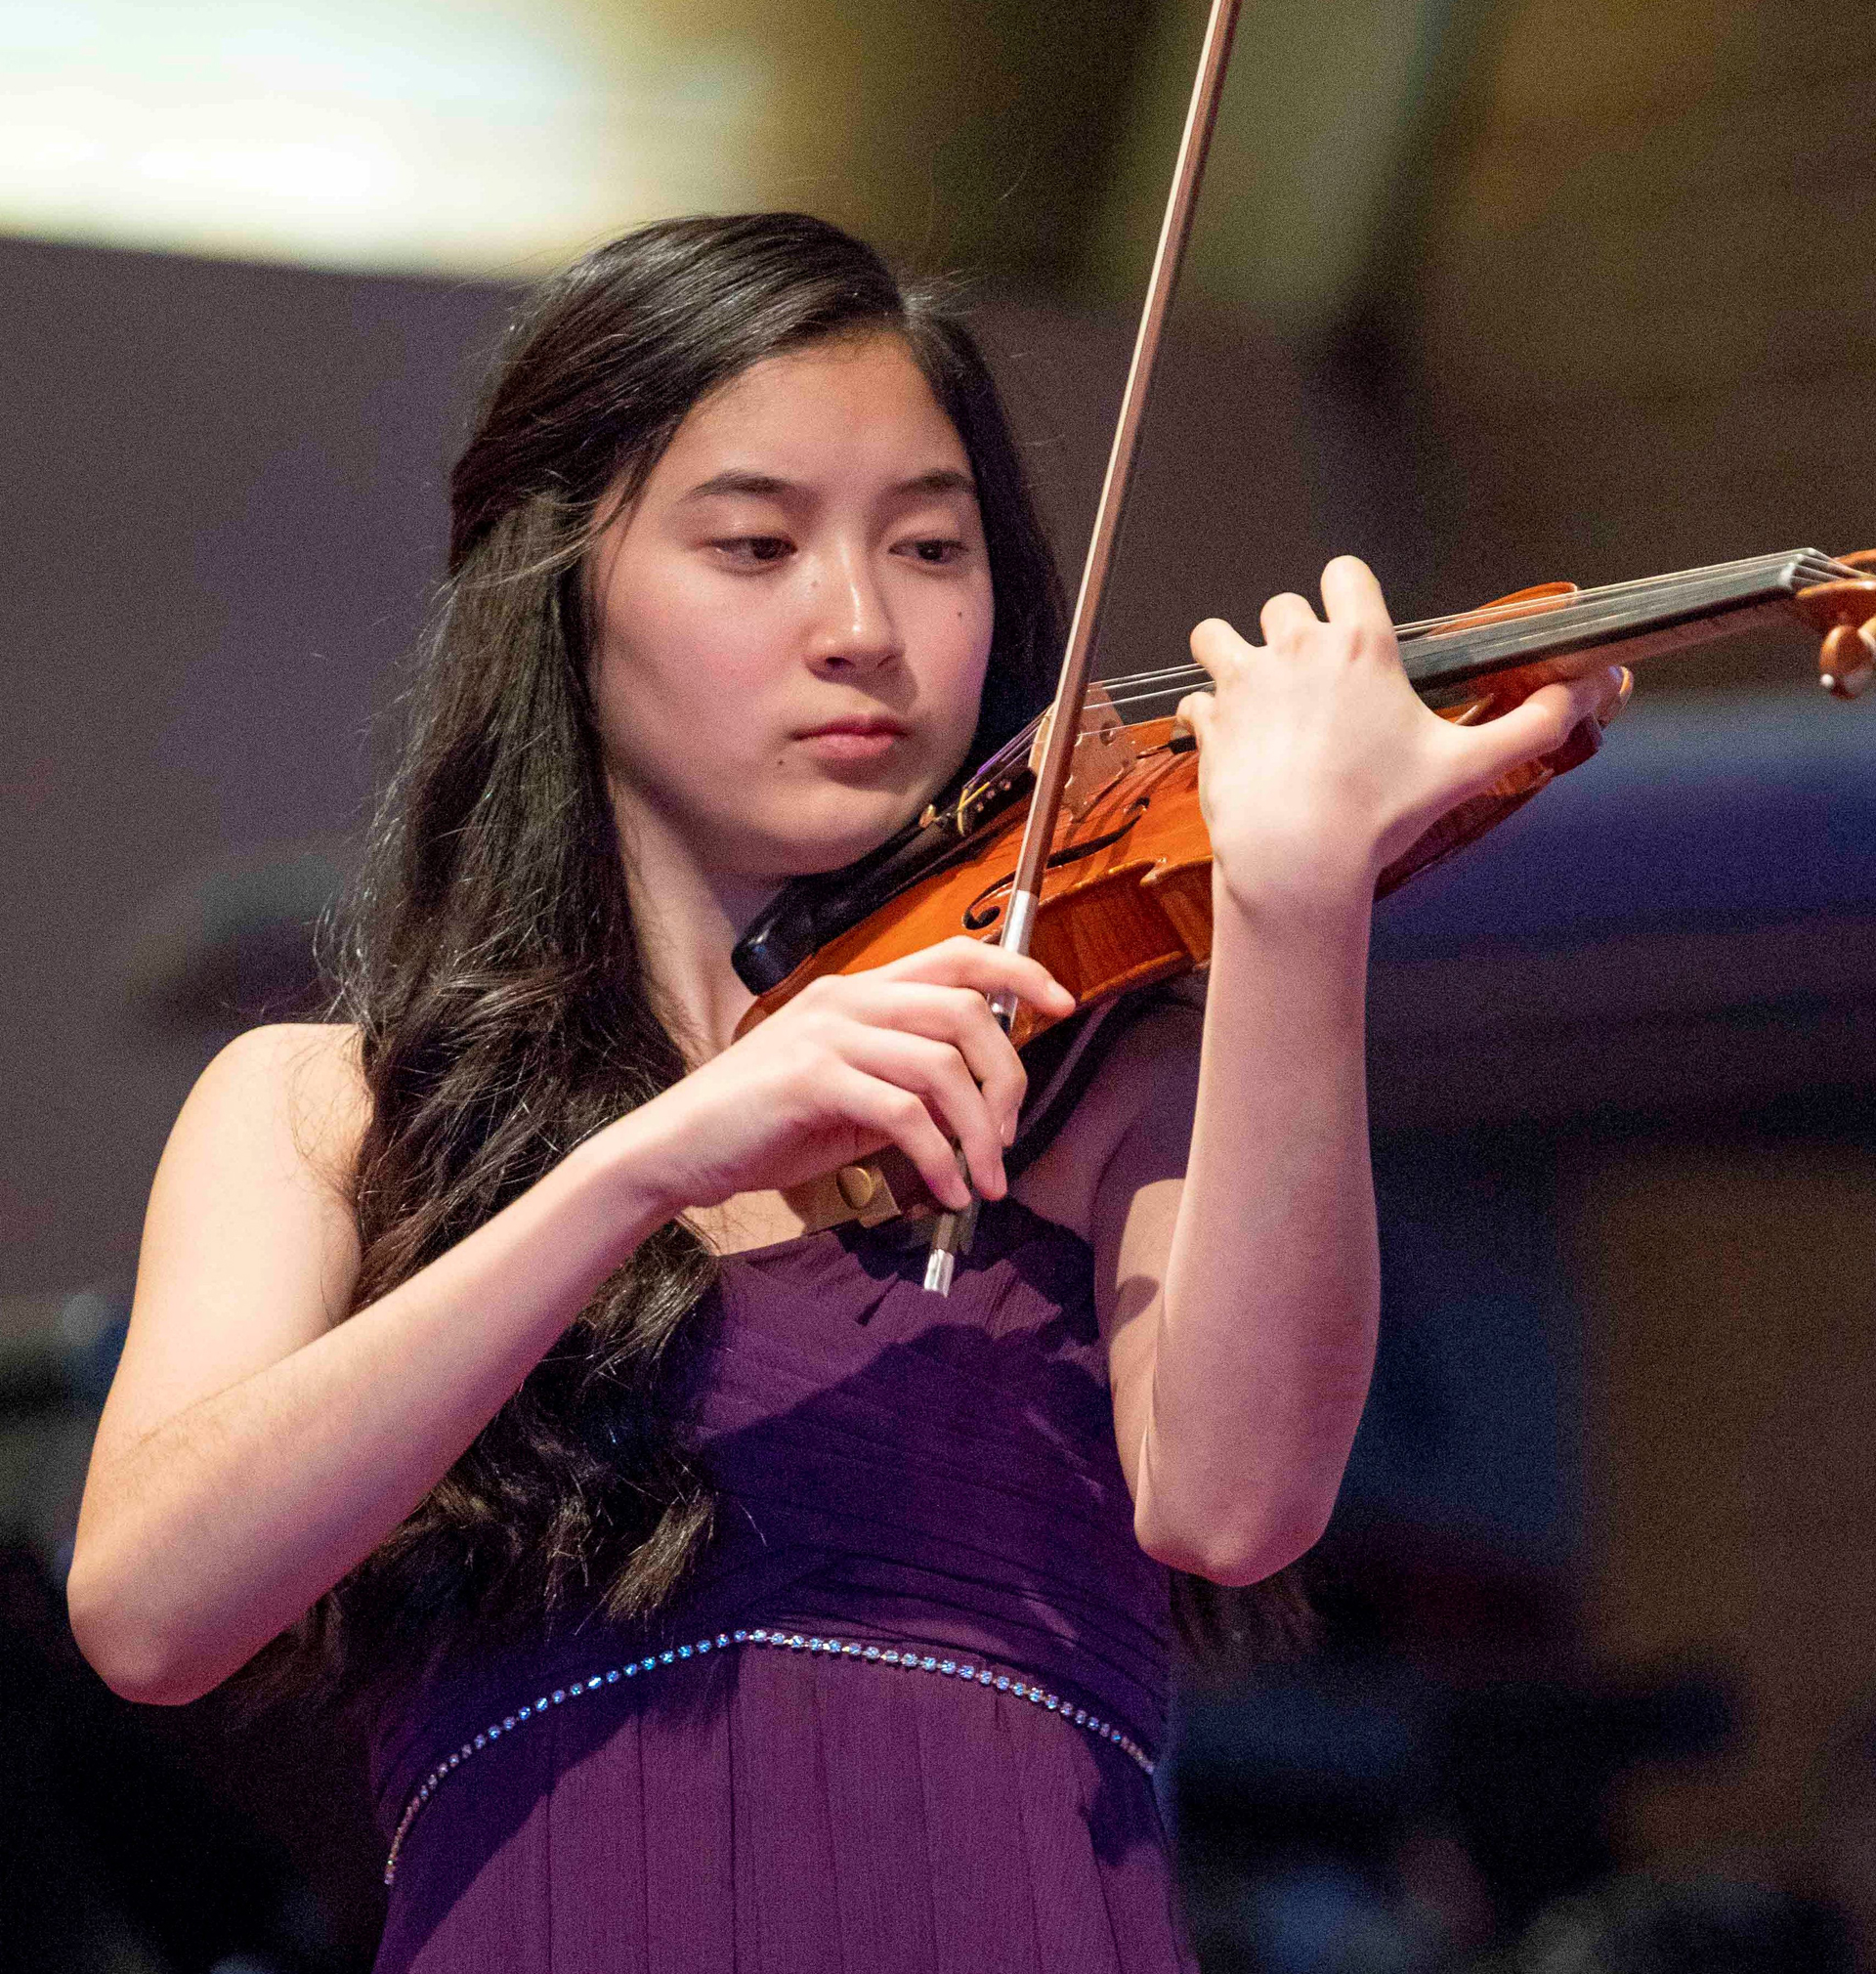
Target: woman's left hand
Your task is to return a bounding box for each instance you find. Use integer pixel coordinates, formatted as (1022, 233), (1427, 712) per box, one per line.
(1177, 554), (1622, 912)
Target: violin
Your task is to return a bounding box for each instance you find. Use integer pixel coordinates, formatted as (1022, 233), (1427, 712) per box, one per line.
(732, 0), (1876, 1282)
(734, 545), (1876, 1050)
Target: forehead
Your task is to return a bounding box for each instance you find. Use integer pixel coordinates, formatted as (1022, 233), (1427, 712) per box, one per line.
(645, 334), (971, 493)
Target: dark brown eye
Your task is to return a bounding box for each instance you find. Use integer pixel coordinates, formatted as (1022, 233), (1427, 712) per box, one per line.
(715, 536), (792, 565)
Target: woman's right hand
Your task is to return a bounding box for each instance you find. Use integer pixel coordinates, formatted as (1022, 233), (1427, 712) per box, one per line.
(623, 937), (1076, 1216)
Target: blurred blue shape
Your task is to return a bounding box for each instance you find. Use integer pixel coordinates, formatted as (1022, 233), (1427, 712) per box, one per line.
(1348, 1137), (1577, 1566)
(1374, 686), (1876, 959)
(56, 1286), (131, 1408)
(1178, 1665), (1428, 1794)
(1242, 1859), (1432, 1974)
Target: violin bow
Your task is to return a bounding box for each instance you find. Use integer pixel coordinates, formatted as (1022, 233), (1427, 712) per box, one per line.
(924, 0), (1245, 1294)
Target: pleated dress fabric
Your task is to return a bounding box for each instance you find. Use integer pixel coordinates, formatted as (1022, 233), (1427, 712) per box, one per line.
(367, 1196), (1196, 1974)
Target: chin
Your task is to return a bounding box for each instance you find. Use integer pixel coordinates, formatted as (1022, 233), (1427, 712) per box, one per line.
(747, 787), (931, 880)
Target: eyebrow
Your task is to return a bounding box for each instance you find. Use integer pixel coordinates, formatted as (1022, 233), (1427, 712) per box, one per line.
(678, 467), (977, 502)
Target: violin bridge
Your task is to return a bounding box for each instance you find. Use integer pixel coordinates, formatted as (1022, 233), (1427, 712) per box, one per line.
(1028, 682), (1140, 822)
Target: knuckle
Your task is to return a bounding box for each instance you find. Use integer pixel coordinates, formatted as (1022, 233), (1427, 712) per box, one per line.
(912, 1039), (956, 1084)
(794, 1008), (840, 1048)
(792, 1040), (838, 1086)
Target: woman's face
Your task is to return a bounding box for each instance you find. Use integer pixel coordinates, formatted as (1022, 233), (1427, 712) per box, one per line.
(586, 332), (995, 885)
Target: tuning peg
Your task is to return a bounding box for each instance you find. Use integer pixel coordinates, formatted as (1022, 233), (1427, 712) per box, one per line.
(1819, 621), (1876, 700)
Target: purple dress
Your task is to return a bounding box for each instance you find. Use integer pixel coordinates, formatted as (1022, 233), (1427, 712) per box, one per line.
(367, 1196), (1196, 1972)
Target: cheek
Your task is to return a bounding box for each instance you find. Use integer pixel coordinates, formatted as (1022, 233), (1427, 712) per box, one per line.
(930, 575), (996, 696)
(957, 587), (998, 726)
(590, 577), (772, 756)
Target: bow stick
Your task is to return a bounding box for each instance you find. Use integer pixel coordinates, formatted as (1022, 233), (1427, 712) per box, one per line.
(924, 0), (1246, 1293)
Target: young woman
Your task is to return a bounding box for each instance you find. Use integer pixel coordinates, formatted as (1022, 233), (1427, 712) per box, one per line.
(68, 214), (1613, 1972)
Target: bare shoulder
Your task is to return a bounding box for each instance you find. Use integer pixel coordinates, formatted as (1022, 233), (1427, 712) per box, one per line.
(1011, 988), (1204, 1241)
(199, 1017), (363, 1094)
(181, 1021), (370, 1189)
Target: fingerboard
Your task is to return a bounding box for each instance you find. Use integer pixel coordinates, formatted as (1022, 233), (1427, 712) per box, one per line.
(1400, 549), (1851, 703)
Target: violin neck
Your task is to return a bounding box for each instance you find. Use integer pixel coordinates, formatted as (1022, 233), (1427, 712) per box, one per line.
(1400, 548), (1847, 705)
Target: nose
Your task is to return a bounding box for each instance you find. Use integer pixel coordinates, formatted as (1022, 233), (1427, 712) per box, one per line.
(805, 544), (902, 676)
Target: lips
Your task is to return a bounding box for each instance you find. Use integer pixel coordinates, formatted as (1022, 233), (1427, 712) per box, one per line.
(791, 716), (910, 766)
(793, 717), (910, 740)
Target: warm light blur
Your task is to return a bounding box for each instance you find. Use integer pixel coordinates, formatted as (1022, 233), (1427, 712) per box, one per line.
(0, 0), (782, 276)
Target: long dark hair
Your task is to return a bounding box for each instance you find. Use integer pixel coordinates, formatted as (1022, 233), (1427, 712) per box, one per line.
(286, 215), (1066, 1699)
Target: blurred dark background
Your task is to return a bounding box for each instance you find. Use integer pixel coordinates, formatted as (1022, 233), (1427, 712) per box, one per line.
(4, 2), (1875, 1969)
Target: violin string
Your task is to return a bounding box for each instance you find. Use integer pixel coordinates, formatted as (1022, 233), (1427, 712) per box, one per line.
(1391, 549), (1812, 639)
(1078, 557), (1750, 700)
(1096, 677), (1208, 712)
(1086, 550), (1850, 702)
(1084, 550), (1854, 710)
(1386, 579), (1823, 693)
(964, 550), (1858, 789)
(1390, 549), (1851, 639)
(1078, 597), (1653, 708)
(1139, 553), (1837, 682)
(1088, 582), (1769, 713)
(1400, 555), (1849, 659)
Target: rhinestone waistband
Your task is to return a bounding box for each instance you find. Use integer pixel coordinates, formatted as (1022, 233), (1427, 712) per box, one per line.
(384, 1623), (1158, 1886)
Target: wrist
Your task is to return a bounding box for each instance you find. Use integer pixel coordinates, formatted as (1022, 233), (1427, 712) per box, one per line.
(1203, 856), (1374, 1042)
(563, 1102), (688, 1253)
(1210, 837), (1378, 931)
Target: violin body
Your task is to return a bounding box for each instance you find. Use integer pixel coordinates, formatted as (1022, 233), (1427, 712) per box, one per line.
(741, 704), (1587, 1051)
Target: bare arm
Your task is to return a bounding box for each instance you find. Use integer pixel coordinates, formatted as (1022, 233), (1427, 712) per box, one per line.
(68, 1023), (679, 1702)
(1091, 892), (1380, 1587)
(1027, 557), (1620, 1586)
(1015, 954), (1372, 1590)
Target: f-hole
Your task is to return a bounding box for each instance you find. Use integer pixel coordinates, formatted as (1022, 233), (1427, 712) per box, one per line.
(960, 800), (1149, 930)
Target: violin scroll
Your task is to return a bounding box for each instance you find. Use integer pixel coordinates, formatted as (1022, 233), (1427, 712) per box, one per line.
(1796, 547), (1876, 700)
